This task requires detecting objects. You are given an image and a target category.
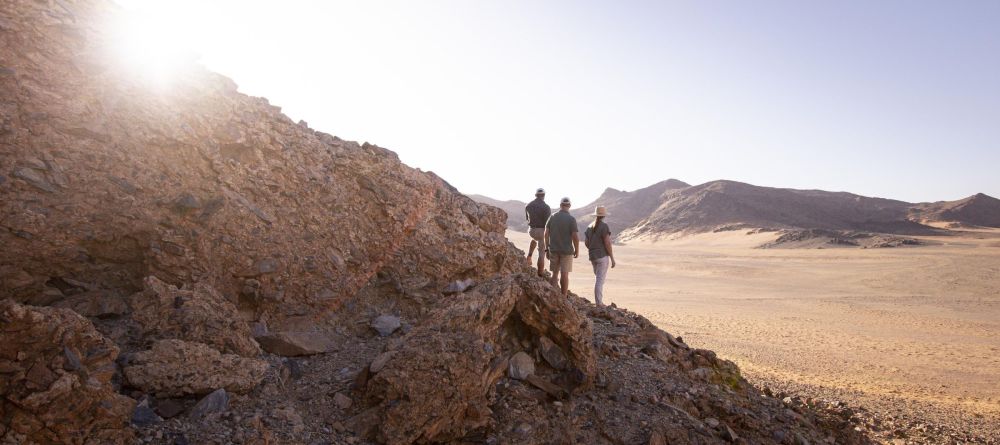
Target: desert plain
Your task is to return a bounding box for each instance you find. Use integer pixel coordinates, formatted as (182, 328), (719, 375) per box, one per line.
(507, 228), (1000, 440)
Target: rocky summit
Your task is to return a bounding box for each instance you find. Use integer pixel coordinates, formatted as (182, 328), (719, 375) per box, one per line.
(2, 1), (872, 444)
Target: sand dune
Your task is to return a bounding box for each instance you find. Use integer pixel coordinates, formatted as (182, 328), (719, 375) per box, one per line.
(507, 228), (1000, 440)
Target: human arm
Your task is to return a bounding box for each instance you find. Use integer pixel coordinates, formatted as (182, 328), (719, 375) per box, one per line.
(572, 231), (580, 258)
(603, 232), (615, 268)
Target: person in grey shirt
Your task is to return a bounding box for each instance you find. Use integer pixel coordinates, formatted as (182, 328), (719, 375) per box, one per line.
(544, 197), (579, 296)
(584, 206), (616, 306)
(524, 188), (551, 276)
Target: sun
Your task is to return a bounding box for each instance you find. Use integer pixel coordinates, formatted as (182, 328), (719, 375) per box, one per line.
(104, 1), (201, 89)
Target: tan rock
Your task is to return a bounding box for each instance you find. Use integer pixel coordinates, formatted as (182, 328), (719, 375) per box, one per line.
(0, 300), (135, 444)
(256, 330), (336, 356)
(128, 276), (260, 357)
(123, 339), (268, 397)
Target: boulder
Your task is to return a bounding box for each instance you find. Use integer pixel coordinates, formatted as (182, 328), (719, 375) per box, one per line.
(131, 398), (163, 428)
(358, 274), (595, 444)
(538, 336), (569, 370)
(256, 331), (336, 356)
(370, 314), (401, 337)
(190, 389), (230, 420)
(0, 300), (135, 444)
(508, 352), (535, 380)
(128, 277), (260, 357)
(123, 339), (268, 397)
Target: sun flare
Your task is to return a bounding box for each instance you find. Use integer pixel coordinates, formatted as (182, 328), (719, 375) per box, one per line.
(105, 2), (200, 89)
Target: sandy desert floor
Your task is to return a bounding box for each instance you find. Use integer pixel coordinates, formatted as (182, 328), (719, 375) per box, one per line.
(507, 228), (1000, 442)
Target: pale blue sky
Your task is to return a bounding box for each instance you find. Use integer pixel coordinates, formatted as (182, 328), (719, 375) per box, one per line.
(113, 0), (999, 204)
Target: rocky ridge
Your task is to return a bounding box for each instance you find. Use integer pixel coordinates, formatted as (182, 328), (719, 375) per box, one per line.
(1, 1), (878, 444)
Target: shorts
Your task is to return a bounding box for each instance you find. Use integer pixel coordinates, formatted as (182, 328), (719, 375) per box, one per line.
(549, 253), (573, 274)
(529, 228), (545, 251)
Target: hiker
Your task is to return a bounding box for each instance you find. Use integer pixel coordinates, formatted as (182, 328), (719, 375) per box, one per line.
(524, 187), (552, 275)
(584, 206), (616, 306)
(544, 197), (579, 296)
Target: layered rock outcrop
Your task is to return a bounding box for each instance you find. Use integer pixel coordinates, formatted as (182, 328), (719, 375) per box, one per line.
(126, 276), (260, 357)
(122, 339), (268, 397)
(0, 300), (134, 445)
(0, 0), (520, 333)
(355, 275), (595, 444)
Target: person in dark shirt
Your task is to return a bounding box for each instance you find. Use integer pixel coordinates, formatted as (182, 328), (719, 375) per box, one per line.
(584, 206), (615, 306)
(524, 188), (552, 276)
(544, 197), (579, 296)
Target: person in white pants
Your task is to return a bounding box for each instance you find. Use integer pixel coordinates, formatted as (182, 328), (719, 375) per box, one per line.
(584, 206), (616, 306)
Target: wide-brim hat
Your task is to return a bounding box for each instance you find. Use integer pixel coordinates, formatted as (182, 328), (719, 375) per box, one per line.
(590, 206), (609, 217)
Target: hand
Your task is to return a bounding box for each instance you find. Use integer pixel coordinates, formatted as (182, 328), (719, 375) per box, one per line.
(573, 251), (579, 258)
(611, 258), (616, 268)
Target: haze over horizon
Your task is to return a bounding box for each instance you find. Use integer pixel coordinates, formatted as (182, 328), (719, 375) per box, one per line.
(112, 0), (1000, 206)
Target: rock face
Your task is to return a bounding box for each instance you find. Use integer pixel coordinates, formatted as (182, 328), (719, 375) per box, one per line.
(123, 340), (268, 397)
(127, 276), (260, 357)
(0, 0), (521, 331)
(0, 300), (135, 444)
(357, 274), (595, 444)
(910, 193), (1000, 228)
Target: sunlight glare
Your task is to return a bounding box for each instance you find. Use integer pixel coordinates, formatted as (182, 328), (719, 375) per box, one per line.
(106, 2), (201, 89)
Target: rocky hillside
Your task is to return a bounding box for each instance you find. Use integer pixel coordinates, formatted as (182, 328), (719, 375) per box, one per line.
(572, 179), (690, 237)
(909, 193), (1000, 228)
(1, 1), (871, 444)
(468, 195), (529, 232)
(621, 180), (939, 240)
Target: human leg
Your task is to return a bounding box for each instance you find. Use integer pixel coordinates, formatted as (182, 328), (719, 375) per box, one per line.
(592, 256), (609, 306)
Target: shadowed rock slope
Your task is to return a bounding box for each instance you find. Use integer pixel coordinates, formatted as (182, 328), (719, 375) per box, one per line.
(910, 193), (1000, 228)
(2, 1), (872, 444)
(620, 180), (943, 241)
(573, 179), (690, 237)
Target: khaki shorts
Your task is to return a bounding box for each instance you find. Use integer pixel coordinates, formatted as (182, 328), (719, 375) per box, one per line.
(529, 228), (545, 251)
(549, 253), (573, 274)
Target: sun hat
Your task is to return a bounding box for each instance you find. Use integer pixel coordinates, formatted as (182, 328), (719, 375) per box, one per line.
(590, 206), (609, 217)
(560, 197), (571, 206)
(536, 188), (545, 195)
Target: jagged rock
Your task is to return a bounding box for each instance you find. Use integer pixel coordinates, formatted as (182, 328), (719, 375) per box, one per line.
(190, 389), (230, 420)
(508, 352), (535, 380)
(123, 339), (268, 397)
(358, 274), (594, 444)
(370, 351), (394, 374)
(722, 424), (740, 442)
(442, 278), (475, 295)
(334, 392), (353, 410)
(538, 336), (569, 370)
(370, 314), (401, 337)
(131, 398), (163, 428)
(128, 276), (260, 357)
(257, 330), (336, 356)
(648, 430), (667, 445)
(53, 291), (128, 318)
(0, 300), (135, 444)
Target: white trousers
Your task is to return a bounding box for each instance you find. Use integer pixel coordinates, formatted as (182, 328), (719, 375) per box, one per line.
(591, 256), (610, 306)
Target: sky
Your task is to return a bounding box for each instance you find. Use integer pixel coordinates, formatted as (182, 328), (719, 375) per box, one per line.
(111, 0), (1000, 205)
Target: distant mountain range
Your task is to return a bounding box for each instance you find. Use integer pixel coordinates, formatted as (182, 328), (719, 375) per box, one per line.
(470, 180), (1000, 242)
